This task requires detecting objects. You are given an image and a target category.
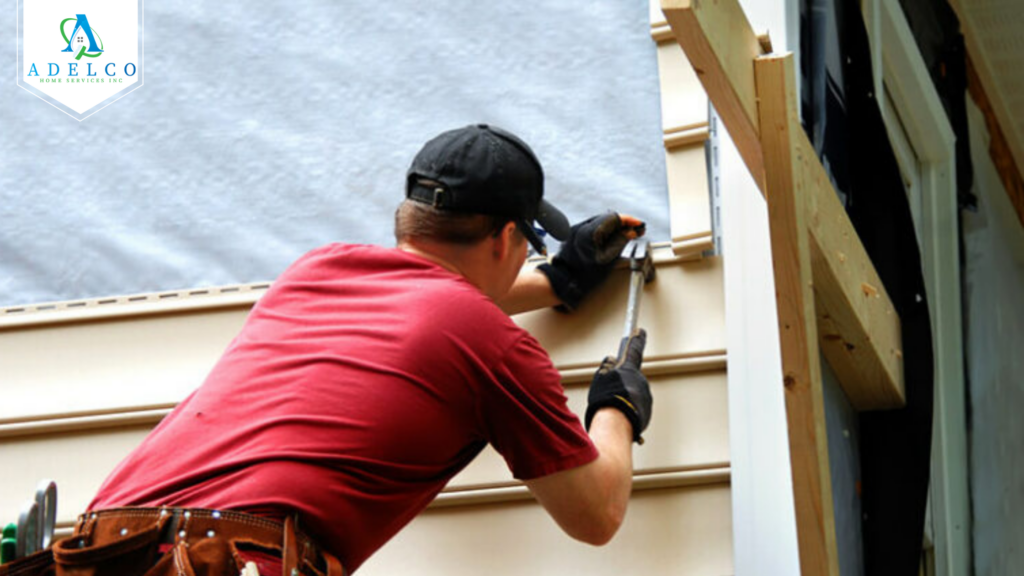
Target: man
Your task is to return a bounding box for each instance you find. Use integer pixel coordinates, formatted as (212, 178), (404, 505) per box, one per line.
(32, 125), (653, 576)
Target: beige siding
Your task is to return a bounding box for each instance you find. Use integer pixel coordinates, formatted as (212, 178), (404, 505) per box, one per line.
(361, 485), (733, 576)
(1, 306), (250, 422)
(445, 363), (730, 492)
(655, 41), (708, 133)
(0, 425), (153, 526)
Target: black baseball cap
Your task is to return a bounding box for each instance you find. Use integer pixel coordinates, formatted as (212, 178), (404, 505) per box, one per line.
(406, 124), (570, 255)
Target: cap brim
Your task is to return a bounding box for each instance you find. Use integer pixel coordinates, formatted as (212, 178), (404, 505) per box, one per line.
(518, 220), (549, 256)
(519, 199), (569, 256)
(536, 199), (570, 241)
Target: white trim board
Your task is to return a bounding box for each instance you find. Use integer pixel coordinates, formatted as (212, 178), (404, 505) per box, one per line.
(861, 1), (970, 574)
(720, 107), (801, 575)
(719, 1), (802, 574)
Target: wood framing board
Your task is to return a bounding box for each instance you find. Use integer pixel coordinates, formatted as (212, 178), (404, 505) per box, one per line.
(660, 0), (903, 410)
(661, 0), (764, 190)
(360, 484), (734, 576)
(967, 54), (1024, 230)
(800, 126), (905, 409)
(947, 0), (1024, 205)
(754, 53), (840, 576)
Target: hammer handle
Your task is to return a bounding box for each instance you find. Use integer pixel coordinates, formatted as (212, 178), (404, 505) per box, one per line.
(621, 268), (646, 341)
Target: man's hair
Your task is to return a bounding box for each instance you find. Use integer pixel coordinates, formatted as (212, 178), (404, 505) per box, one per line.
(394, 200), (516, 246)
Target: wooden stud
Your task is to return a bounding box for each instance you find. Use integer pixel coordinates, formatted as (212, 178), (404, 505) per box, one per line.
(754, 53), (840, 576)
(800, 127), (905, 410)
(661, 0), (765, 190)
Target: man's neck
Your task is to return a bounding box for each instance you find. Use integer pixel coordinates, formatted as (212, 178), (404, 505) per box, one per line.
(397, 242), (467, 278)
(397, 238), (510, 301)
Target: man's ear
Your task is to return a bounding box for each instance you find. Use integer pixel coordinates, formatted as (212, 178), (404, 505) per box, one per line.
(493, 221), (518, 260)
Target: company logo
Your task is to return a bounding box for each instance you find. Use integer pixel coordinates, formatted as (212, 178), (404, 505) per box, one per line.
(18, 0), (144, 120)
(61, 14), (103, 60)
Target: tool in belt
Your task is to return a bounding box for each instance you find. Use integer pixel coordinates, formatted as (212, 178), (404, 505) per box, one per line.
(0, 479), (57, 565)
(2, 484), (343, 576)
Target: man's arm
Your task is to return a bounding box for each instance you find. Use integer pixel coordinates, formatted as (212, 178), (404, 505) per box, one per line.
(523, 408), (634, 545)
(525, 331), (651, 545)
(497, 268), (560, 316)
(508, 212), (652, 544)
(497, 213), (645, 316)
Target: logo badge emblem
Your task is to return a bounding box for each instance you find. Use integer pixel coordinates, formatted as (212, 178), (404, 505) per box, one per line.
(61, 14), (104, 60)
(18, 2), (143, 120)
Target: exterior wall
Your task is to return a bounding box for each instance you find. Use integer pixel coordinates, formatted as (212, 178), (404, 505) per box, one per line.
(963, 98), (1024, 576)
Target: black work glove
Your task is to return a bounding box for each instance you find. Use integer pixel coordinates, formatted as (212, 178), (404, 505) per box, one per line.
(537, 212), (643, 312)
(584, 330), (653, 444)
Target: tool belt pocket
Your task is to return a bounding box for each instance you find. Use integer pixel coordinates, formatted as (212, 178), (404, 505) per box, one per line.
(0, 548), (56, 576)
(229, 540), (285, 576)
(51, 522), (164, 576)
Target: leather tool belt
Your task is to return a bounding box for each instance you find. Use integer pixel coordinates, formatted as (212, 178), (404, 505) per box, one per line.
(0, 507), (344, 576)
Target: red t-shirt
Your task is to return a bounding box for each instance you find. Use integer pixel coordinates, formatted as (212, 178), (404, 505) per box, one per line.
(90, 243), (597, 572)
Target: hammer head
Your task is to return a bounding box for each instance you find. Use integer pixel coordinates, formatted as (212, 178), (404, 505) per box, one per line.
(624, 239), (656, 283)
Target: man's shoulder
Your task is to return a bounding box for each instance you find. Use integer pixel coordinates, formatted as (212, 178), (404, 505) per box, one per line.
(292, 242), (397, 267)
(281, 243), (436, 281)
(413, 276), (524, 335)
(279, 242), (532, 343)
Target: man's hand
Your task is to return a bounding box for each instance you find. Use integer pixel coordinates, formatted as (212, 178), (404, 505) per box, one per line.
(585, 330), (652, 443)
(523, 329), (649, 546)
(537, 212), (645, 311)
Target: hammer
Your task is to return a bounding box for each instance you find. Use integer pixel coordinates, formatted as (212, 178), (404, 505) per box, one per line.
(615, 238), (656, 364)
